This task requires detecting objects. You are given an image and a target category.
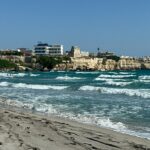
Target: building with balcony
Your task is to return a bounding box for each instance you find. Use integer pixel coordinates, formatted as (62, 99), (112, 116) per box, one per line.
(48, 44), (63, 56)
(33, 43), (63, 56)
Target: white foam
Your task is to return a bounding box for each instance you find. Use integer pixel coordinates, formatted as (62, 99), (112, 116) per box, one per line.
(76, 71), (99, 74)
(0, 72), (27, 78)
(79, 86), (150, 98)
(48, 85), (69, 90)
(0, 97), (149, 140)
(95, 77), (131, 87)
(139, 80), (150, 83)
(34, 104), (57, 114)
(56, 71), (66, 72)
(0, 73), (13, 78)
(95, 77), (126, 82)
(0, 98), (33, 109)
(106, 72), (118, 74)
(104, 80), (132, 86)
(139, 75), (150, 80)
(119, 72), (135, 75)
(12, 73), (27, 77)
(12, 83), (68, 90)
(108, 72), (135, 75)
(58, 112), (127, 132)
(30, 74), (40, 77)
(97, 74), (135, 78)
(0, 97), (126, 132)
(79, 85), (100, 91)
(56, 75), (83, 80)
(0, 81), (10, 87)
(97, 118), (126, 130)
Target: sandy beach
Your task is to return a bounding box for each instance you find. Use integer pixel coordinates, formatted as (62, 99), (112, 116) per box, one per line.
(0, 107), (149, 150)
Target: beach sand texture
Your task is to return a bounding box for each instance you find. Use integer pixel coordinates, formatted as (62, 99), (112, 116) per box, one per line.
(0, 109), (150, 150)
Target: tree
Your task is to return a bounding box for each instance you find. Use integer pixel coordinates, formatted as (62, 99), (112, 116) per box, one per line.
(37, 56), (63, 70)
(0, 59), (17, 69)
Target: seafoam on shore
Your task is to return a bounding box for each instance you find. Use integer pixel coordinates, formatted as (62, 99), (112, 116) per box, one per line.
(0, 107), (150, 150)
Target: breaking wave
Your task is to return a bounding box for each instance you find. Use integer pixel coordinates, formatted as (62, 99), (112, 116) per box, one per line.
(60, 113), (127, 131)
(0, 73), (14, 78)
(0, 81), (10, 86)
(94, 77), (132, 86)
(0, 97), (126, 132)
(75, 71), (100, 74)
(95, 77), (122, 81)
(56, 75), (84, 80)
(0, 81), (68, 90)
(0, 71), (150, 140)
(56, 71), (66, 72)
(139, 75), (150, 80)
(97, 74), (136, 78)
(1, 97), (149, 139)
(79, 85), (150, 98)
(12, 83), (68, 90)
(139, 80), (150, 83)
(104, 80), (132, 86)
(119, 72), (135, 75)
(137, 75), (150, 83)
(30, 74), (40, 77)
(0, 72), (40, 78)
(12, 73), (27, 77)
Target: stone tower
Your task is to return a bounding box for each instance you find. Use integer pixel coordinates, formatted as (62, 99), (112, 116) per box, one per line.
(69, 46), (81, 58)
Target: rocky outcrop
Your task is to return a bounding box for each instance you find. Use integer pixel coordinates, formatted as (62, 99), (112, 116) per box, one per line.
(141, 63), (150, 69)
(18, 65), (33, 71)
(53, 57), (150, 71)
(71, 57), (99, 70)
(102, 59), (117, 70)
(117, 58), (141, 70)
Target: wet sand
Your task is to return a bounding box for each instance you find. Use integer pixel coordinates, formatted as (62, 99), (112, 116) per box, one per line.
(0, 108), (150, 150)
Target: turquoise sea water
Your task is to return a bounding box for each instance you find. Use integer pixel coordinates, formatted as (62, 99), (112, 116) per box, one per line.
(0, 70), (150, 139)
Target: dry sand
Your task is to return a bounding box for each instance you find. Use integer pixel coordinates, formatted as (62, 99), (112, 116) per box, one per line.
(0, 108), (149, 150)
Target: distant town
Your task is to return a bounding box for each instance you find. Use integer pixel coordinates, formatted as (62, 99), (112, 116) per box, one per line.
(0, 42), (150, 71)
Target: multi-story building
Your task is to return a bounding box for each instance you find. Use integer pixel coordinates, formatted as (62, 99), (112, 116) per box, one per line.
(33, 43), (63, 56)
(48, 44), (63, 56)
(97, 51), (114, 58)
(81, 51), (89, 57)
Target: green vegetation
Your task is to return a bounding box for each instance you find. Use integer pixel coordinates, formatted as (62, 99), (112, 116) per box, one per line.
(0, 59), (17, 69)
(37, 56), (70, 70)
(106, 55), (120, 62)
(99, 55), (120, 62)
(0, 51), (23, 56)
(62, 56), (71, 63)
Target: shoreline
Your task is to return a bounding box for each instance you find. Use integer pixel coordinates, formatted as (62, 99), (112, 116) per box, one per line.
(0, 97), (149, 141)
(0, 106), (149, 150)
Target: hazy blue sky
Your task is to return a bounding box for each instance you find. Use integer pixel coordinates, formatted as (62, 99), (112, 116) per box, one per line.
(0, 0), (150, 56)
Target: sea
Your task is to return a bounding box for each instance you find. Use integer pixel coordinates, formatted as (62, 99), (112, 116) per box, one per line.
(0, 70), (150, 139)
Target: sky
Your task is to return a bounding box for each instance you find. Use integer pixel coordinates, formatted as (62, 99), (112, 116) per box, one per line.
(0, 0), (150, 56)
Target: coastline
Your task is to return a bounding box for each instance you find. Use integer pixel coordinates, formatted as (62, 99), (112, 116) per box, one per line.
(0, 106), (149, 150)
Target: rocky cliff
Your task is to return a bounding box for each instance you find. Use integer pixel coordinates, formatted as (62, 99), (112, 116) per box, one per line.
(53, 57), (150, 71)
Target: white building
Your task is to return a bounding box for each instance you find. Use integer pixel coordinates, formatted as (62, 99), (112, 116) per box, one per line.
(48, 45), (63, 56)
(33, 43), (63, 56)
(81, 51), (89, 57)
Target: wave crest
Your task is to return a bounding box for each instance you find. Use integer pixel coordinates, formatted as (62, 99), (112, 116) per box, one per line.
(56, 75), (83, 80)
(79, 85), (150, 98)
(0, 81), (68, 90)
(97, 74), (135, 78)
